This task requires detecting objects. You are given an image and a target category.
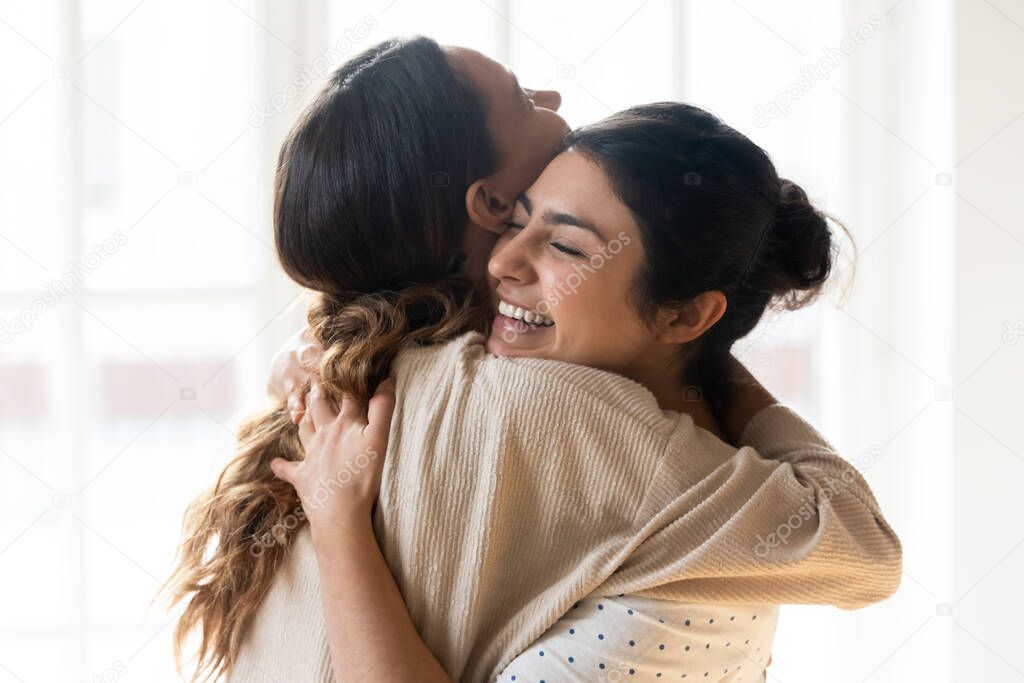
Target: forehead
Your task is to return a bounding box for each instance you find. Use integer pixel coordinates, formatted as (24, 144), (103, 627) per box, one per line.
(534, 151), (608, 196)
(532, 151), (639, 231)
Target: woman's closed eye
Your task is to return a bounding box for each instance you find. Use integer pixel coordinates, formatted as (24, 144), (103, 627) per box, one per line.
(502, 222), (587, 258)
(550, 241), (585, 257)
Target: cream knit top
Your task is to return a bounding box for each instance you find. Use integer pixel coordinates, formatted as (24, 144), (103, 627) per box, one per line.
(230, 331), (901, 683)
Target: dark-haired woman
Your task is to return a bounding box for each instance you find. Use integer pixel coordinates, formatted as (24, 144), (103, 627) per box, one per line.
(266, 104), (901, 682)
(168, 36), (567, 682)
(167, 37), (900, 683)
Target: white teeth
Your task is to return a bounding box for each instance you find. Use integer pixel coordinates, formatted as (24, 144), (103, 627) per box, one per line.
(498, 299), (554, 327)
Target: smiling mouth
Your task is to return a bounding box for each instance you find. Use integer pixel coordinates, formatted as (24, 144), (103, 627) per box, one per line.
(496, 299), (554, 328)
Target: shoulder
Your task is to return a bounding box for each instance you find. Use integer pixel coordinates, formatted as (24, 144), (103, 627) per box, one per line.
(739, 403), (832, 453)
(390, 330), (486, 391)
(393, 331), (686, 438)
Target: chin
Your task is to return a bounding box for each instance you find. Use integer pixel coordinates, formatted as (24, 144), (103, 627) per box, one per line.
(484, 332), (518, 358)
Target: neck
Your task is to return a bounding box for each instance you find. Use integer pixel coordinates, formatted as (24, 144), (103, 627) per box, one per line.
(627, 356), (726, 441)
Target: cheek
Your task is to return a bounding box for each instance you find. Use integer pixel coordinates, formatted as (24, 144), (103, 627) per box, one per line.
(537, 269), (562, 309)
(566, 265), (644, 333)
(538, 262), (613, 328)
(521, 124), (561, 176)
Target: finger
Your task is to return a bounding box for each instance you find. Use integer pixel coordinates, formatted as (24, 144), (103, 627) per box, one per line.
(307, 379), (337, 429)
(287, 389), (308, 424)
(338, 392), (367, 426)
(269, 457), (298, 485)
(366, 377), (397, 438)
(298, 410), (315, 448)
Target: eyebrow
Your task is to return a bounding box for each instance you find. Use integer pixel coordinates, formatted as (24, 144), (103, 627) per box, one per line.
(517, 194), (604, 239)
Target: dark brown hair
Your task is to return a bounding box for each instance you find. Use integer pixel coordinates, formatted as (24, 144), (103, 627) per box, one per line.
(563, 102), (851, 412)
(165, 36), (496, 682)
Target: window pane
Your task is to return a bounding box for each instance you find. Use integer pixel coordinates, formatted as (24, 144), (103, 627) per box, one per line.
(0, 0), (67, 289)
(509, 0), (676, 125)
(77, 0), (273, 291)
(0, 637), (75, 682)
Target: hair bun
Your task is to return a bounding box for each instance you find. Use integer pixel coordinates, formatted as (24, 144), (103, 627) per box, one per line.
(773, 178), (816, 232)
(762, 178), (834, 308)
(778, 178), (809, 206)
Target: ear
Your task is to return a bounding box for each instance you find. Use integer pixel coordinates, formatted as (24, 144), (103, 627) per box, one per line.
(655, 291), (728, 345)
(465, 179), (515, 235)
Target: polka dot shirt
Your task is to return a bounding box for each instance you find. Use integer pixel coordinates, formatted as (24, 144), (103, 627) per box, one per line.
(495, 595), (778, 682)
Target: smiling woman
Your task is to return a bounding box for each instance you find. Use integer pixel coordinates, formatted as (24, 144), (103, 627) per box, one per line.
(487, 103), (842, 425)
(240, 77), (900, 682)
(0, 1), (986, 681)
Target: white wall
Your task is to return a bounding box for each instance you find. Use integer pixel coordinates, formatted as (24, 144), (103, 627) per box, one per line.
(952, 0), (1024, 680)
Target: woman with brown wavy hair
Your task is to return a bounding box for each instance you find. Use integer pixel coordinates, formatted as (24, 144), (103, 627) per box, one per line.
(166, 36), (900, 683)
(165, 35), (566, 682)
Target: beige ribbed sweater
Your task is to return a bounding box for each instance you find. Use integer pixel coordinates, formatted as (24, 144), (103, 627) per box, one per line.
(230, 331), (901, 683)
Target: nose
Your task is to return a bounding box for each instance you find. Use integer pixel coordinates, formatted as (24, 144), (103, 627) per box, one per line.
(527, 88), (562, 112)
(487, 232), (533, 286)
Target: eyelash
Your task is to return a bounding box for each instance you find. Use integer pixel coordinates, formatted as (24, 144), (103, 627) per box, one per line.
(552, 242), (585, 257)
(502, 222), (586, 258)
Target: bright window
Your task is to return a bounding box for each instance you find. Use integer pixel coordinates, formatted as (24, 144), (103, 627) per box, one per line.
(1, 2), (959, 681)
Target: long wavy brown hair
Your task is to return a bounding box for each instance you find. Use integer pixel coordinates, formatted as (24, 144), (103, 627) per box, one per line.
(162, 36), (495, 682)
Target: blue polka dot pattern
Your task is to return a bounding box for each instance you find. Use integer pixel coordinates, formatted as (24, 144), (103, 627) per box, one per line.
(495, 596), (779, 682)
